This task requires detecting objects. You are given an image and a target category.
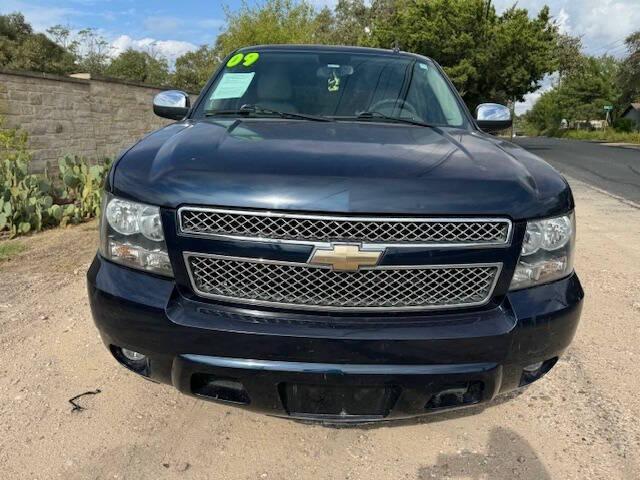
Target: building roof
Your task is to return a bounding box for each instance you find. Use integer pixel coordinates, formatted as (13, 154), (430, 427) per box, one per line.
(622, 103), (640, 116)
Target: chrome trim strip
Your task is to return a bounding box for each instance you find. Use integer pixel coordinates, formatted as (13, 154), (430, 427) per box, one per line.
(177, 206), (514, 248)
(183, 251), (503, 312)
(182, 354), (498, 375)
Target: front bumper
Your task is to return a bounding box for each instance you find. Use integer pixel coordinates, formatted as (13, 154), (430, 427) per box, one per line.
(87, 255), (583, 421)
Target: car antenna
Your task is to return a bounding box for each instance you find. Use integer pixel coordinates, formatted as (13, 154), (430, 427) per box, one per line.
(392, 40), (401, 53)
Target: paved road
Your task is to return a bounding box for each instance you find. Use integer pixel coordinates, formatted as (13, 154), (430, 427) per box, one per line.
(514, 136), (640, 204)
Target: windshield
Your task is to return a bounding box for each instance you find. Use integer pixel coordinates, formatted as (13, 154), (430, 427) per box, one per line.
(194, 50), (468, 127)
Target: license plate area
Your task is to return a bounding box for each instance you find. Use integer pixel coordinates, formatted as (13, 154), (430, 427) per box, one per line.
(280, 383), (401, 420)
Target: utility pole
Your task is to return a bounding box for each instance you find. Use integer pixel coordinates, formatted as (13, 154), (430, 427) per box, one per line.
(604, 105), (613, 131)
(508, 98), (516, 139)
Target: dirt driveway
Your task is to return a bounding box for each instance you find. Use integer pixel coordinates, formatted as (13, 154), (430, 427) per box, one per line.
(0, 179), (638, 480)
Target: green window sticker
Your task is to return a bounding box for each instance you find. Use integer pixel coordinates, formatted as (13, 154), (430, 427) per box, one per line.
(243, 52), (260, 67)
(226, 52), (260, 68)
(226, 53), (244, 68)
(212, 72), (255, 100)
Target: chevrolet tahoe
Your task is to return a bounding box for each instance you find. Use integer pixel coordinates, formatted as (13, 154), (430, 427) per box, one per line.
(87, 45), (584, 422)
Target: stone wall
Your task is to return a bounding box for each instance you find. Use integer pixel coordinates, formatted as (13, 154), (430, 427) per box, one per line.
(0, 69), (195, 172)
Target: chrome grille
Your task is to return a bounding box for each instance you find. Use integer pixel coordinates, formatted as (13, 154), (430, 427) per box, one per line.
(185, 253), (500, 311)
(179, 208), (511, 246)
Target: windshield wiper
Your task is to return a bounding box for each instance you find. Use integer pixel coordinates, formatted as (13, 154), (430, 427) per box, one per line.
(204, 104), (333, 122)
(353, 111), (434, 128)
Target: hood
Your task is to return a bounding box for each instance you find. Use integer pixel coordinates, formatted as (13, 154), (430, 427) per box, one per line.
(112, 119), (572, 220)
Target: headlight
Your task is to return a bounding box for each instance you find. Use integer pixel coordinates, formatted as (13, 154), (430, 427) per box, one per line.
(509, 212), (575, 290)
(100, 193), (173, 277)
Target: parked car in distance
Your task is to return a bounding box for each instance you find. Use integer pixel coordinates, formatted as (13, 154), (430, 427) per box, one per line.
(87, 45), (583, 422)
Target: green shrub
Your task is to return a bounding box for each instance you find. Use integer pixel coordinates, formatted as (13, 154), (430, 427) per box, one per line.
(57, 155), (112, 226)
(0, 118), (56, 236)
(0, 118), (112, 237)
(543, 126), (562, 137)
(557, 129), (640, 144)
(613, 118), (636, 133)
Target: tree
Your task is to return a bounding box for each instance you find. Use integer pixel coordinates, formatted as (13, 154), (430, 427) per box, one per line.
(332, 0), (371, 46)
(617, 31), (640, 106)
(170, 0), (572, 103)
(171, 46), (219, 92)
(0, 13), (75, 74)
(0, 12), (32, 40)
(554, 34), (584, 80)
(212, 0), (337, 59)
(74, 28), (111, 75)
(172, 0), (343, 92)
(560, 56), (620, 121)
(106, 48), (169, 85)
(523, 88), (562, 134)
(526, 55), (621, 133)
(46, 24), (78, 52)
(45, 24), (112, 76)
(364, 0), (561, 109)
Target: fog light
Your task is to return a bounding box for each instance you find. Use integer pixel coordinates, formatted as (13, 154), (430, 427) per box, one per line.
(110, 346), (149, 376)
(520, 358), (558, 387)
(121, 348), (146, 362)
(523, 361), (544, 373)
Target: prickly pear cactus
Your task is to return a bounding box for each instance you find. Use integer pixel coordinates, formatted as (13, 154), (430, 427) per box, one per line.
(0, 118), (43, 237)
(58, 155), (112, 220)
(1, 117), (112, 238)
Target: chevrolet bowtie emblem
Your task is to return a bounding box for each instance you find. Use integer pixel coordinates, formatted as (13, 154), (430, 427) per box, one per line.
(308, 244), (383, 271)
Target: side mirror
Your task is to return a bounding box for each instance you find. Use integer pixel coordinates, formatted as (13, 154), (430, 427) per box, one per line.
(153, 90), (190, 120)
(476, 103), (512, 134)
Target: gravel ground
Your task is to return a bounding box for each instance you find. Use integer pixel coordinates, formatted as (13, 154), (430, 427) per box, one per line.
(0, 179), (638, 480)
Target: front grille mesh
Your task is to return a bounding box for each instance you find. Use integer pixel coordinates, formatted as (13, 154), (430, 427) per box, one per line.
(187, 255), (499, 311)
(180, 209), (510, 245)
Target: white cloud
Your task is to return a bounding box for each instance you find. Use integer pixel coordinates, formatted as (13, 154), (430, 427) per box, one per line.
(555, 8), (571, 35)
(515, 93), (539, 116)
(492, 0), (640, 56)
(515, 74), (557, 115)
(0, 2), (202, 67)
(110, 35), (197, 64)
(491, 1), (640, 113)
(578, 1), (640, 55)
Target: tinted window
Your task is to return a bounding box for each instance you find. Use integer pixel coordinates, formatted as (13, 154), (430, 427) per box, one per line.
(196, 50), (467, 127)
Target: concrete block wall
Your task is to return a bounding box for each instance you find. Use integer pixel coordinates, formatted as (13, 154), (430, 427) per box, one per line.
(0, 69), (195, 172)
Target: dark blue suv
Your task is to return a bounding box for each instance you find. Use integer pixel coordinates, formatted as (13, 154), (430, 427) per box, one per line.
(87, 45), (583, 422)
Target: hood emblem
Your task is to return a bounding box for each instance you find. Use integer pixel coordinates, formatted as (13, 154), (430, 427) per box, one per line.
(308, 244), (383, 271)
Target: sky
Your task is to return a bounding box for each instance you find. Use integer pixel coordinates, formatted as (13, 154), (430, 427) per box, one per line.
(491, 0), (640, 113)
(1, 0), (639, 113)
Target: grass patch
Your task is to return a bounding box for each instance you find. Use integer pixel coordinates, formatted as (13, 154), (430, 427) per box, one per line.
(0, 241), (27, 261)
(559, 130), (640, 144)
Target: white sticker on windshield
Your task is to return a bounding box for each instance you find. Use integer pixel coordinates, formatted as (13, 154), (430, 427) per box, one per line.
(212, 72), (255, 100)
